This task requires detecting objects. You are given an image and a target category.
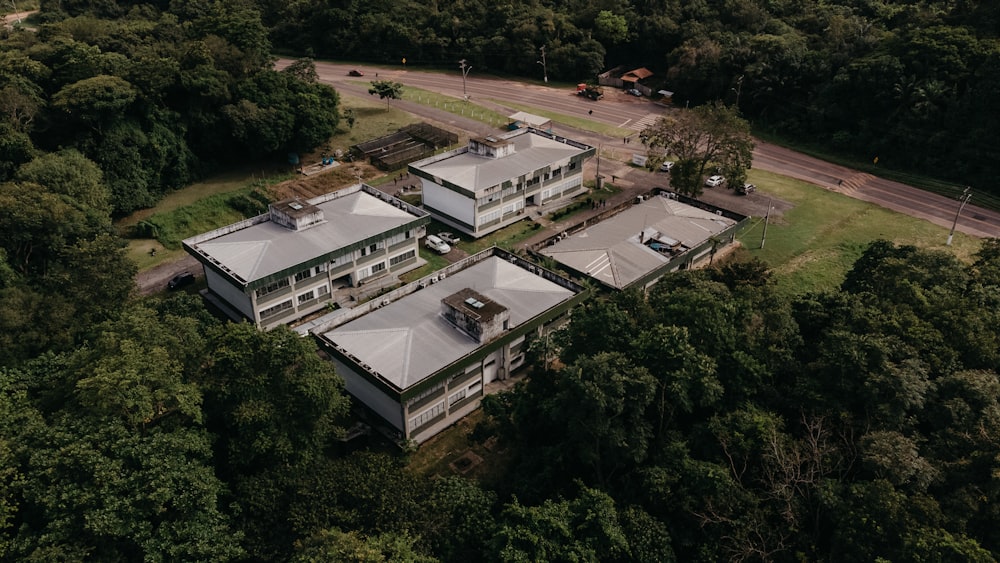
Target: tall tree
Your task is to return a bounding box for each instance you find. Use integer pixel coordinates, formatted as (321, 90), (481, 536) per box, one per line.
(641, 101), (754, 196)
(368, 80), (404, 110)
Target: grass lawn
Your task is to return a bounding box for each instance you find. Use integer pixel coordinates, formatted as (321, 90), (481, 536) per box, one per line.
(735, 169), (983, 295)
(396, 86), (511, 129)
(463, 219), (546, 254)
(399, 248), (453, 283)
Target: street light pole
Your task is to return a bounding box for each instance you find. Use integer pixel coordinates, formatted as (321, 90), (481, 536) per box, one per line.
(760, 198), (772, 249)
(537, 46), (548, 83)
(459, 59), (471, 100)
(946, 187), (972, 246)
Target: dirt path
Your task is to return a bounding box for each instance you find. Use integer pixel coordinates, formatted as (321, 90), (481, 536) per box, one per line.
(135, 254), (201, 296)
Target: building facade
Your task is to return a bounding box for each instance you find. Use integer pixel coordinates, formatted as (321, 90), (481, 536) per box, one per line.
(312, 248), (588, 444)
(183, 184), (430, 329)
(409, 127), (595, 238)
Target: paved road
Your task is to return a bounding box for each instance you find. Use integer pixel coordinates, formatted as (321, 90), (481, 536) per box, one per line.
(280, 58), (1000, 240)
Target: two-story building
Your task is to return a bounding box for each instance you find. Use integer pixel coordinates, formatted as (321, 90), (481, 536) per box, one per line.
(182, 184), (430, 329)
(408, 127), (595, 238)
(312, 247), (588, 444)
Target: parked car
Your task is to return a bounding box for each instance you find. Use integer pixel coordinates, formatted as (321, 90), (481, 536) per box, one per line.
(167, 272), (196, 290)
(347, 69), (364, 77)
(737, 182), (756, 195)
(705, 175), (726, 187)
(659, 161), (674, 172)
(424, 234), (451, 254)
(437, 232), (460, 245)
(627, 88), (643, 96)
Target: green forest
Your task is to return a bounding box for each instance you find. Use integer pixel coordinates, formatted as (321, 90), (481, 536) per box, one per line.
(252, 0), (1000, 192)
(3, 0), (1000, 561)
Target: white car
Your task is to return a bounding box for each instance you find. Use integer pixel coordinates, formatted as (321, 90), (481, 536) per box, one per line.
(627, 88), (642, 96)
(436, 232), (460, 245)
(659, 161), (674, 172)
(424, 234), (451, 254)
(705, 175), (726, 187)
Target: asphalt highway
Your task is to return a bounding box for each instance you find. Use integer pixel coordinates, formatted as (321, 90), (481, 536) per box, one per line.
(278, 58), (1000, 240)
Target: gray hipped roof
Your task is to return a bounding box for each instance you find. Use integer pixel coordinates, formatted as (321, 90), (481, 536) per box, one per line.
(411, 129), (590, 194)
(322, 256), (576, 391)
(185, 188), (422, 285)
(541, 195), (737, 289)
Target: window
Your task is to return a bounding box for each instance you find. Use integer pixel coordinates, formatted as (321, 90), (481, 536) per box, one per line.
(294, 268), (314, 282)
(259, 300), (292, 318)
(390, 249), (416, 267)
(317, 284), (330, 296)
(371, 261), (386, 274)
(297, 290), (315, 304)
(359, 242), (382, 257)
(476, 192), (502, 206)
(480, 209), (501, 224)
(448, 388), (467, 406)
(256, 278), (290, 298)
(408, 383), (444, 406)
(410, 401), (445, 429)
(330, 253), (352, 268)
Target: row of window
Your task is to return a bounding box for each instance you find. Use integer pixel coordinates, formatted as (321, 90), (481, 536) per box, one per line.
(255, 234), (418, 299)
(295, 284), (330, 305)
(256, 278), (290, 299)
(410, 401), (445, 430)
(475, 162), (578, 206)
(390, 249), (416, 267)
(448, 381), (482, 406)
(259, 299), (293, 319)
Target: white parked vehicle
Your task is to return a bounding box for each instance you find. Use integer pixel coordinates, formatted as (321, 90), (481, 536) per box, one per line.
(705, 175), (726, 187)
(436, 232), (460, 245)
(424, 234), (451, 254)
(659, 161), (674, 172)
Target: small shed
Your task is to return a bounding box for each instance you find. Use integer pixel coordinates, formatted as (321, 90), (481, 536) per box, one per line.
(507, 111), (552, 132)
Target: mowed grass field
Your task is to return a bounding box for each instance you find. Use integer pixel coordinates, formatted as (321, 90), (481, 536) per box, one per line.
(735, 168), (982, 295)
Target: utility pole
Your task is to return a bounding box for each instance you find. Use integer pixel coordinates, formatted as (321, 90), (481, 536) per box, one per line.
(459, 59), (471, 100)
(946, 187), (972, 246)
(537, 46), (548, 83)
(760, 198), (772, 249)
(595, 143), (603, 189)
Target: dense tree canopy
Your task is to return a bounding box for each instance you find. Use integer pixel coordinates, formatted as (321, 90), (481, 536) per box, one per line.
(641, 101), (755, 195)
(0, 1), (340, 214)
(480, 240), (1000, 561)
(3, 0), (1000, 560)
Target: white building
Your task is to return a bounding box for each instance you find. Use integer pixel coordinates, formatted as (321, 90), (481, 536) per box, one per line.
(539, 192), (749, 290)
(182, 184), (430, 329)
(312, 248), (587, 444)
(409, 128), (595, 238)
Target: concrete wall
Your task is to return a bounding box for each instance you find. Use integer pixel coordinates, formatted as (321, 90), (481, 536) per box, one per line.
(204, 268), (253, 319)
(330, 356), (405, 431)
(423, 181), (474, 227)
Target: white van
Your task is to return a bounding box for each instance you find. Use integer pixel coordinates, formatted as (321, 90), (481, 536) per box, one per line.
(425, 234), (451, 254)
